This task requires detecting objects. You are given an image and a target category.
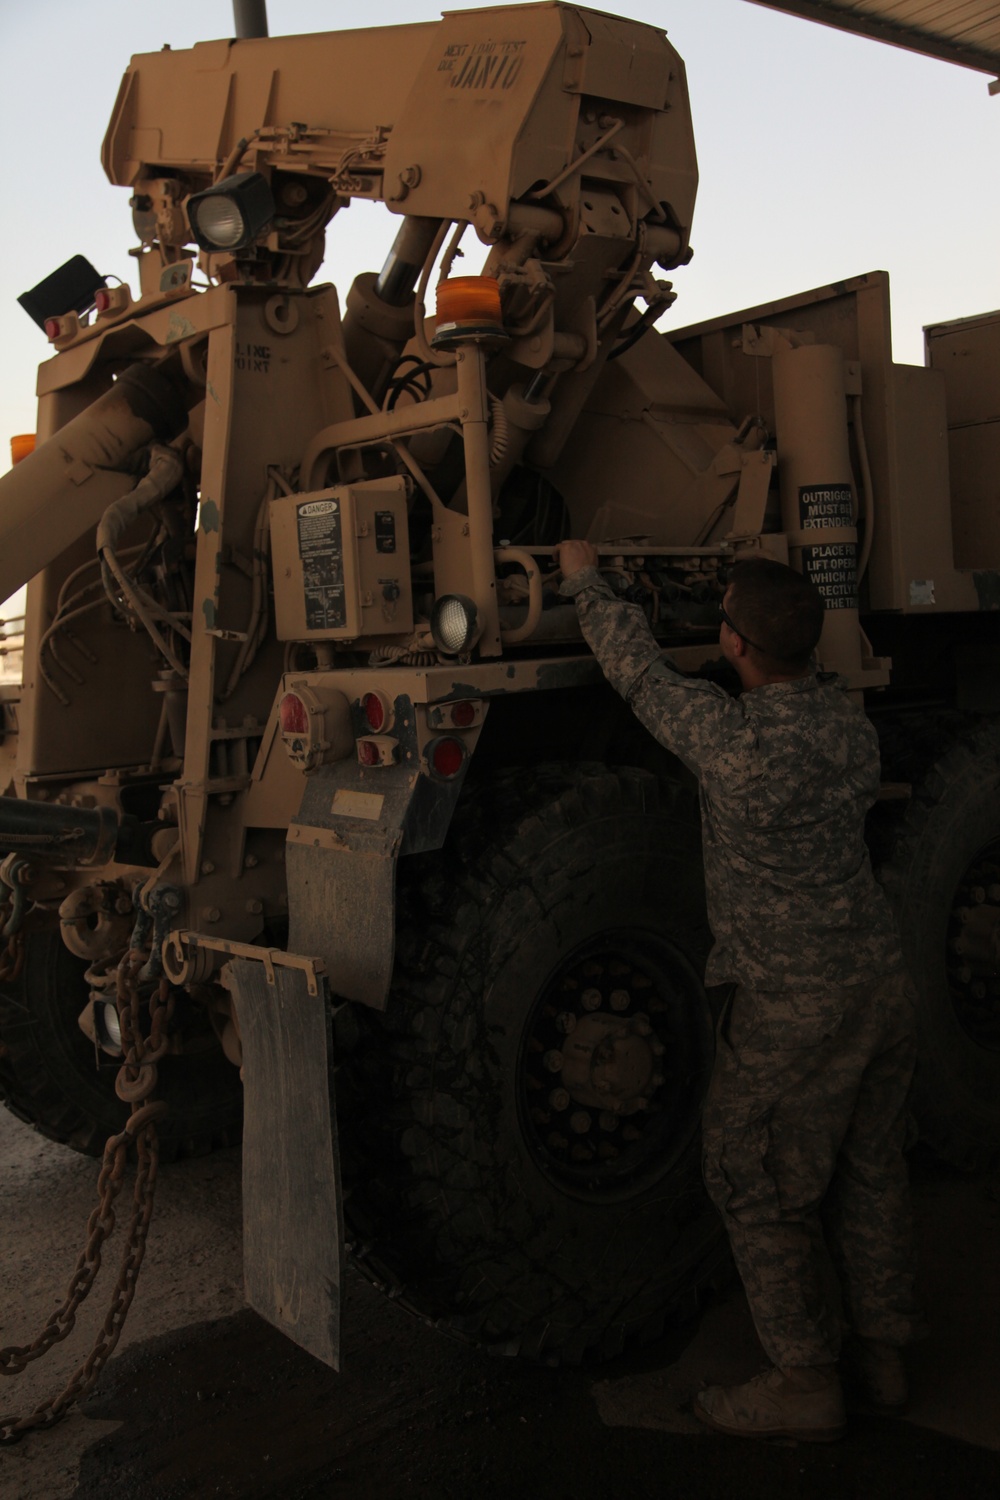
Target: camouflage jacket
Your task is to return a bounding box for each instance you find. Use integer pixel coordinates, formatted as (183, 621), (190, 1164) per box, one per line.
(561, 568), (901, 989)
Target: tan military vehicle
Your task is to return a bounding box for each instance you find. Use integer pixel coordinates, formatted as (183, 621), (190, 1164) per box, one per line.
(1, 2), (997, 1368)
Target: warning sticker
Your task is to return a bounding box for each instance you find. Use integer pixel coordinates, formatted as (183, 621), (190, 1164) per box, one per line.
(296, 499), (346, 630)
(801, 541), (858, 611)
(798, 484), (854, 531)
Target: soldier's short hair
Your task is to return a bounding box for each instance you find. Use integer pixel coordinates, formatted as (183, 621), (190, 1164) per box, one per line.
(726, 559), (824, 670)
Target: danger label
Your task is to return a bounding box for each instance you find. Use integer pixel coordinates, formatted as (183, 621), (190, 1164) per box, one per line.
(297, 500), (346, 630)
(801, 541), (858, 611)
(799, 484), (854, 531)
(437, 38), (526, 90)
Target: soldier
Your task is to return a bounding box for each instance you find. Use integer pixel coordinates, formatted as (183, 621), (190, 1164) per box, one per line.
(554, 542), (921, 1442)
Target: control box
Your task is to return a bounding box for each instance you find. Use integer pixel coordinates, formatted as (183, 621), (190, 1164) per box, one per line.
(269, 477), (413, 641)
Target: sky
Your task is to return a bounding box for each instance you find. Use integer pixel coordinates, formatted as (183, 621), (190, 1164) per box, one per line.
(0, 0), (996, 499)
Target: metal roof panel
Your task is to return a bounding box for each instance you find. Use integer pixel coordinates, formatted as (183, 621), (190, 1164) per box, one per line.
(745, 1), (1000, 75)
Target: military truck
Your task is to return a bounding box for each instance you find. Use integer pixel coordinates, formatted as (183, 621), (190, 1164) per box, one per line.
(1, 1), (998, 1369)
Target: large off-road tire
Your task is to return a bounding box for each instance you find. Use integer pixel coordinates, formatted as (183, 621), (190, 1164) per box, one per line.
(0, 927), (243, 1160)
(878, 720), (1000, 1167)
(339, 764), (727, 1362)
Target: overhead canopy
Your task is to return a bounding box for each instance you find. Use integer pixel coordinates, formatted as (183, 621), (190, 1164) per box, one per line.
(745, 2), (1000, 78)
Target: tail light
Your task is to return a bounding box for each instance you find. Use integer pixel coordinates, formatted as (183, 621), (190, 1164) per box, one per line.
(362, 691), (393, 734)
(277, 684), (352, 771)
(428, 736), (465, 780)
(44, 315), (76, 343)
(94, 285), (131, 317)
(426, 698), (483, 730)
(279, 692), (309, 735)
(449, 701), (476, 728)
(357, 736), (397, 767)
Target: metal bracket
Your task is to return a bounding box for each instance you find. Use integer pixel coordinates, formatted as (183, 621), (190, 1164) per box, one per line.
(163, 928), (326, 995)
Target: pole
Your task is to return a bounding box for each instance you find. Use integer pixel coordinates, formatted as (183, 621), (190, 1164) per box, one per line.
(233, 1), (268, 39)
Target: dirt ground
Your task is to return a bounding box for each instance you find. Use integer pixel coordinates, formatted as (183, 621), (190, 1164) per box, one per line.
(1, 1104), (997, 1500)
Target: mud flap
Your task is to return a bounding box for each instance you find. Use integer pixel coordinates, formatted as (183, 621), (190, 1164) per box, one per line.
(227, 956), (342, 1370)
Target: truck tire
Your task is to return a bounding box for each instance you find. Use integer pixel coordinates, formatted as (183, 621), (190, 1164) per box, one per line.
(339, 764), (728, 1362)
(878, 721), (1000, 1167)
(0, 926), (243, 1160)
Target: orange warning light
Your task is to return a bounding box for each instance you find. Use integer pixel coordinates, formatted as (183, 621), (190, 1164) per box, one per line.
(433, 276), (505, 347)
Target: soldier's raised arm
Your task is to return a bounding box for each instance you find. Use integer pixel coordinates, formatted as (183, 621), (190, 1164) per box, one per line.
(554, 542), (749, 781)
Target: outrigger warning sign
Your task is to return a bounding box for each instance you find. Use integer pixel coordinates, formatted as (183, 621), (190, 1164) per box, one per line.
(799, 484), (854, 531)
(801, 541), (858, 610)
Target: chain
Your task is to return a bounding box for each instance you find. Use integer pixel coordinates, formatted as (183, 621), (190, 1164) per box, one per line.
(0, 948), (173, 1443)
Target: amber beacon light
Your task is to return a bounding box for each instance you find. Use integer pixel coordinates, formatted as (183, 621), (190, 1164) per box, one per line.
(432, 276), (506, 347)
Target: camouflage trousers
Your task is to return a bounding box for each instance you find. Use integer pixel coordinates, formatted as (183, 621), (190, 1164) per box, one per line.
(702, 971), (919, 1369)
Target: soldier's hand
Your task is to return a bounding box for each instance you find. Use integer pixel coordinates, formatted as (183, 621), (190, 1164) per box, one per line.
(554, 540), (599, 579)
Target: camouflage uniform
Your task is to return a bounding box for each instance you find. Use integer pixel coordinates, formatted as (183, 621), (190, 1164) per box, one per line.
(561, 568), (919, 1368)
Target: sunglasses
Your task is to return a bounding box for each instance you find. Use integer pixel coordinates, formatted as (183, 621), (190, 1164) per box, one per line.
(719, 604), (768, 656)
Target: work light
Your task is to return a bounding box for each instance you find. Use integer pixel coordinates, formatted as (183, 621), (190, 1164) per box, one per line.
(187, 171), (276, 252)
(430, 595), (481, 655)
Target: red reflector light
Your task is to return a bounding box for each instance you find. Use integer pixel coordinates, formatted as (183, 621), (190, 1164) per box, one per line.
(44, 318), (62, 340)
(94, 288), (112, 313)
(450, 701), (476, 728)
(279, 692), (309, 735)
(431, 737), (464, 779)
(358, 738), (380, 766)
(362, 692), (386, 733)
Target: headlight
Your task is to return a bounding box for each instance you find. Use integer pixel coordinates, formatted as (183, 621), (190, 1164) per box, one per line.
(187, 171), (276, 252)
(430, 594), (481, 655)
(94, 1000), (123, 1056)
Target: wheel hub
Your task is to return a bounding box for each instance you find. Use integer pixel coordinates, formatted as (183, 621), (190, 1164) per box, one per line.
(545, 1009), (663, 1115)
(519, 934), (708, 1197)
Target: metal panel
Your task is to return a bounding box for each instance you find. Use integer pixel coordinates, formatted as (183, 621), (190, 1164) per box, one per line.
(926, 310), (1000, 570)
(745, 1), (1000, 76)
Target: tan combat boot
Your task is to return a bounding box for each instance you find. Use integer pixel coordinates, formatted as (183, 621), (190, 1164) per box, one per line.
(693, 1365), (846, 1441)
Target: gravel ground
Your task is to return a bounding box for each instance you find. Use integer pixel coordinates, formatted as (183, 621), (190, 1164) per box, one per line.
(0, 1105), (997, 1500)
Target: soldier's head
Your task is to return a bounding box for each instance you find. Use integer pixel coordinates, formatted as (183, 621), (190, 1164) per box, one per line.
(720, 559), (824, 682)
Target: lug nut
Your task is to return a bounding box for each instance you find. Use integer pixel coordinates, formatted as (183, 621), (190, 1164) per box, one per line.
(581, 987), (602, 1011)
(549, 1088), (570, 1111)
(569, 1111), (591, 1134)
(610, 989), (630, 1010)
(555, 1012), (577, 1034)
(543, 1049), (564, 1073)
